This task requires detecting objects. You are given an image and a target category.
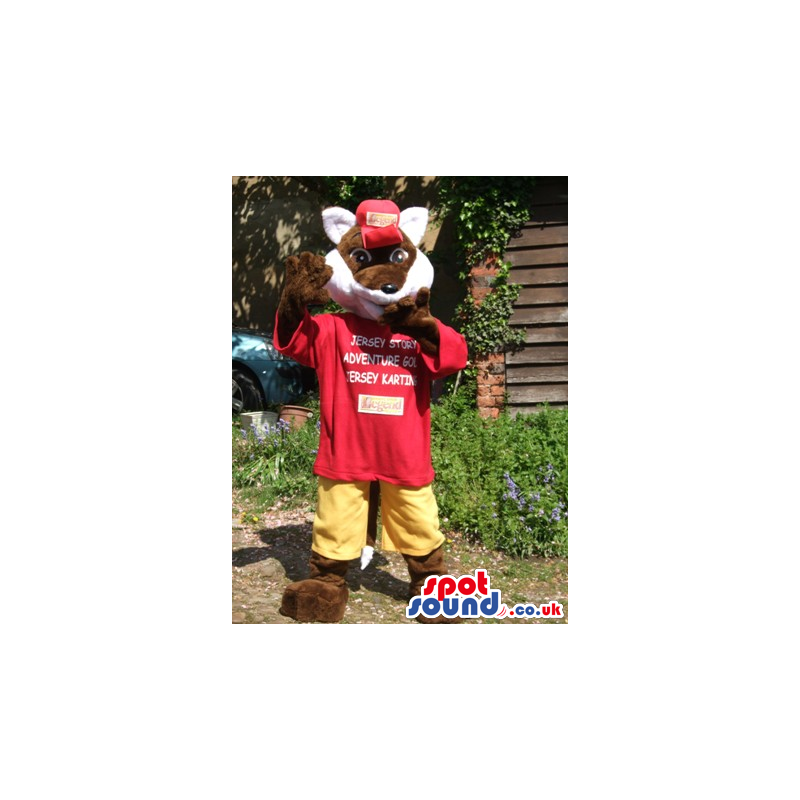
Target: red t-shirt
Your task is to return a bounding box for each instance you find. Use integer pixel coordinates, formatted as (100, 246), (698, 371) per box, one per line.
(274, 311), (468, 486)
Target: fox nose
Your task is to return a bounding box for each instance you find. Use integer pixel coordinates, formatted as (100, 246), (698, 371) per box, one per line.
(381, 283), (399, 294)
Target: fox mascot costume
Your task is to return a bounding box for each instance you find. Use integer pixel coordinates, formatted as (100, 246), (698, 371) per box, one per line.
(274, 199), (467, 623)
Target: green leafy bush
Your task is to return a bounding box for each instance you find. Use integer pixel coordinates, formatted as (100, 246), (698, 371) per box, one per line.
(232, 413), (321, 508)
(431, 395), (568, 558)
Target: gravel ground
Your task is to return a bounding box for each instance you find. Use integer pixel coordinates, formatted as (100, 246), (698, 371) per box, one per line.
(232, 493), (568, 624)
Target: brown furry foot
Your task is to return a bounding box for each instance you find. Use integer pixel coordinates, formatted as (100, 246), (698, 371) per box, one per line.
(414, 611), (462, 624)
(403, 544), (447, 599)
(279, 578), (348, 623)
(279, 551), (349, 623)
(403, 545), (462, 624)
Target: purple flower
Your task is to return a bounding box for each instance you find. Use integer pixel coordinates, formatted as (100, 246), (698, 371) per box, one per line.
(504, 472), (522, 501)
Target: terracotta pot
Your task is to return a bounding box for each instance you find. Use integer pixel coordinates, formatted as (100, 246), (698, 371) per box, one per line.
(279, 405), (314, 430)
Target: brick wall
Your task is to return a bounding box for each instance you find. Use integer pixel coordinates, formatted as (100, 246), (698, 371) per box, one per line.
(469, 257), (506, 419)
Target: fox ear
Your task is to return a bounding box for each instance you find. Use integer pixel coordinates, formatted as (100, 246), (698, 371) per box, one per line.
(399, 207), (429, 246)
(322, 207), (357, 244)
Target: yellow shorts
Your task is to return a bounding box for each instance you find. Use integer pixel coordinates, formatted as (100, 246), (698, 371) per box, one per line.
(312, 477), (445, 561)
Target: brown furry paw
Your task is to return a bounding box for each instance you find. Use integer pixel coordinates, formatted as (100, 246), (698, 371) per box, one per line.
(380, 288), (439, 354)
(284, 251), (333, 307)
(279, 578), (348, 623)
(277, 252), (334, 344)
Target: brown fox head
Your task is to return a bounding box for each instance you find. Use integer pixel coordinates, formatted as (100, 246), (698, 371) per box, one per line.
(321, 200), (433, 320)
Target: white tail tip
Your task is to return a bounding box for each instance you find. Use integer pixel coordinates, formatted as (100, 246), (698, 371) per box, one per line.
(360, 546), (374, 570)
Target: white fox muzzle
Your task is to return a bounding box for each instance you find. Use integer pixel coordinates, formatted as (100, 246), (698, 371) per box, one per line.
(321, 205), (434, 321)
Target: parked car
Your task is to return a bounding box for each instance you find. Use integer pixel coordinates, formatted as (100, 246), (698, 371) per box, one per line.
(233, 327), (316, 413)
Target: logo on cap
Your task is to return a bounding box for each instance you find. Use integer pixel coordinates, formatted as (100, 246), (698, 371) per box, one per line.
(365, 211), (398, 227)
(356, 200), (403, 249)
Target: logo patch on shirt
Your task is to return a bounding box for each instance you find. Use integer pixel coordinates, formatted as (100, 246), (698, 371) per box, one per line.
(358, 394), (404, 416)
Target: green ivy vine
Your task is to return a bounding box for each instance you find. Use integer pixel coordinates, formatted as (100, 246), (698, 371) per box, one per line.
(455, 261), (525, 355)
(435, 177), (538, 357)
(436, 177), (538, 264)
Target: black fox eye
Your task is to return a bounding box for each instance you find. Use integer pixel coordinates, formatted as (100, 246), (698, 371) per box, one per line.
(350, 248), (372, 266)
(389, 248), (408, 264)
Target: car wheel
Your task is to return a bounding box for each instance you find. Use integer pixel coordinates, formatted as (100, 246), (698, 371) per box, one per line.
(232, 369), (264, 413)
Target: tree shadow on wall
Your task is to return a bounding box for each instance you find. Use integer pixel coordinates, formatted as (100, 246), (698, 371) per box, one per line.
(232, 177), (328, 332)
(232, 176), (459, 332)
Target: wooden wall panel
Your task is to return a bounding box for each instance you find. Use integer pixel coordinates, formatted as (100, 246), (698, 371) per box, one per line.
(510, 306), (568, 325)
(506, 246), (568, 267)
(506, 344), (568, 364)
(504, 177), (568, 415)
(506, 364), (568, 383)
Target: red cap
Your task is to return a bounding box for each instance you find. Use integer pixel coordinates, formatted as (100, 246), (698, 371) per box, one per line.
(355, 199), (403, 249)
